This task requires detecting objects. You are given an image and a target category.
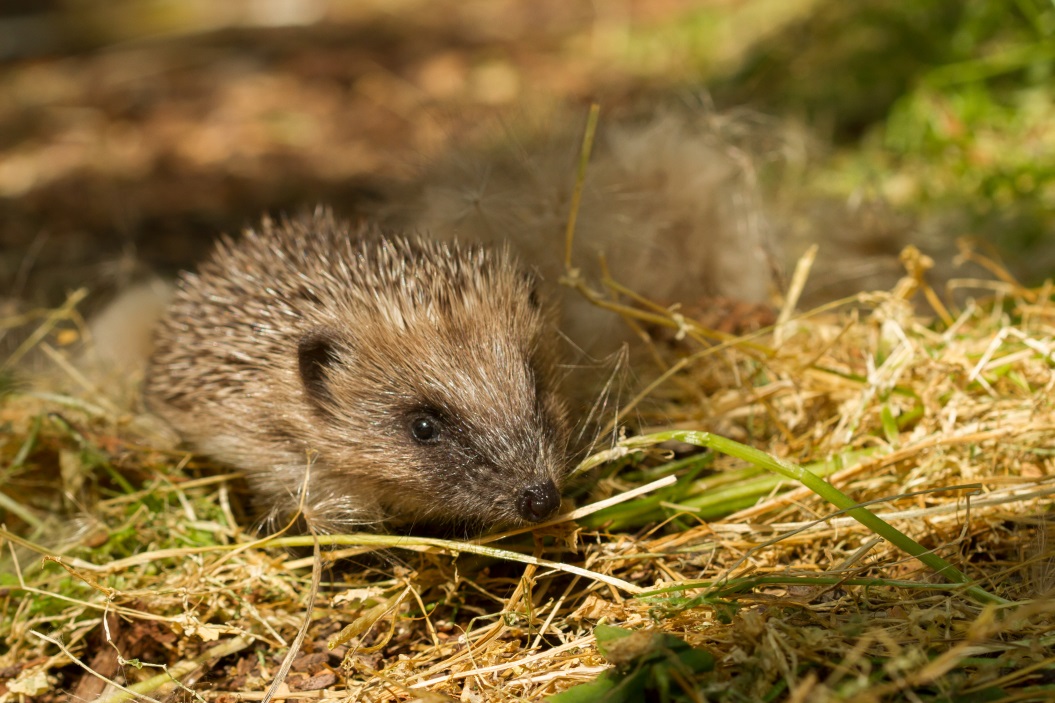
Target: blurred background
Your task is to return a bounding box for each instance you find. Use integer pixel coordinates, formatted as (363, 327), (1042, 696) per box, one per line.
(1, 0), (1053, 310)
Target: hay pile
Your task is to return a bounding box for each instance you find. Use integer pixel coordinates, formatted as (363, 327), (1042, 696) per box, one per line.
(2, 245), (1055, 702)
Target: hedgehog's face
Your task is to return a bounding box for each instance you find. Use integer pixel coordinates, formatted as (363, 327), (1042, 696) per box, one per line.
(292, 297), (572, 533)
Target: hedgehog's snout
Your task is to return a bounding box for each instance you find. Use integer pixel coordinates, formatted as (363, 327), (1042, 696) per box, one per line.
(515, 480), (561, 523)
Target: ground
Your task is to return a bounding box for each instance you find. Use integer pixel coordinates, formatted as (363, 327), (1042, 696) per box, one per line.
(3, 1), (1055, 702)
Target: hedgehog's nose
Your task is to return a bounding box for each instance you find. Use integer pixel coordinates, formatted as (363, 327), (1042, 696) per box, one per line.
(516, 480), (561, 523)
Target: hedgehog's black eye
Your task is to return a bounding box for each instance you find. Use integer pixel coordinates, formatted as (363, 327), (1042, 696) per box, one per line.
(409, 413), (442, 444)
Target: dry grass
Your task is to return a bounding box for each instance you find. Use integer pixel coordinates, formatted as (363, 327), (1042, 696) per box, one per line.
(3, 239), (1055, 702)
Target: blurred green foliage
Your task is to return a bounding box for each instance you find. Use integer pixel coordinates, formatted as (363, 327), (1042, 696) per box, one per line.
(879, 0), (1055, 253)
(712, 0), (1054, 270)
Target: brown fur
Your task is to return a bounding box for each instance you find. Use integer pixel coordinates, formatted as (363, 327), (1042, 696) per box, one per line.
(383, 109), (781, 360)
(145, 211), (571, 533)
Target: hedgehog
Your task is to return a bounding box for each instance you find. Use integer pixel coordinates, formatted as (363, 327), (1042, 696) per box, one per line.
(145, 211), (571, 534)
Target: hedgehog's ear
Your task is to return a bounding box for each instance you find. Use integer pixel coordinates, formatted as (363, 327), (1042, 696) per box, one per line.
(298, 328), (342, 413)
(521, 270), (542, 310)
